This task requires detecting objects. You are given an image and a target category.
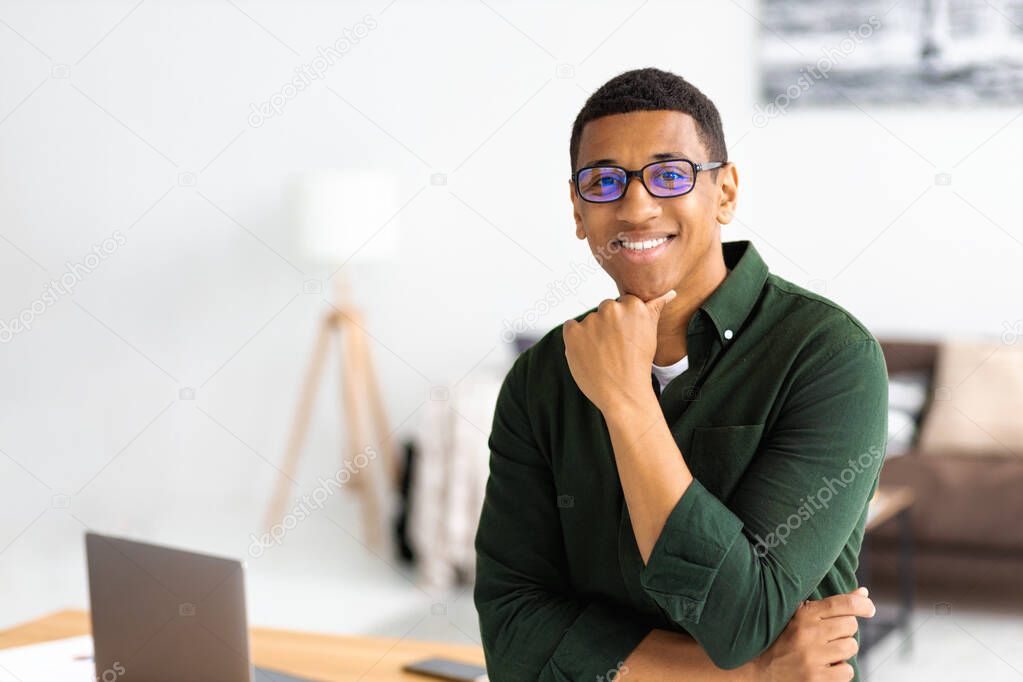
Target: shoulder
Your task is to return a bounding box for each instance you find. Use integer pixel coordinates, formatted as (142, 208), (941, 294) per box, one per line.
(496, 305), (600, 422)
(762, 273), (882, 363)
(754, 279), (888, 450)
(510, 304), (597, 384)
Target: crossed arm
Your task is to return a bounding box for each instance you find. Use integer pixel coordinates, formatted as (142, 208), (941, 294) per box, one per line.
(474, 336), (887, 679)
(607, 337), (887, 669)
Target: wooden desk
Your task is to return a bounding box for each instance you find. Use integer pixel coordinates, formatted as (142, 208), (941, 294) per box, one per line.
(0, 610), (486, 681)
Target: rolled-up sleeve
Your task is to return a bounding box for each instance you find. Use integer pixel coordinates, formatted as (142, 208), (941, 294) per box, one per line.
(474, 353), (651, 681)
(639, 336), (889, 669)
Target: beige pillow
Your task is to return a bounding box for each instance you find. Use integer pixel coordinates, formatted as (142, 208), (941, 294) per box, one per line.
(917, 338), (1023, 456)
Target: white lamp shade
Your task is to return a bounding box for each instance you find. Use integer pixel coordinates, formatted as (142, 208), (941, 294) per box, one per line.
(290, 169), (400, 266)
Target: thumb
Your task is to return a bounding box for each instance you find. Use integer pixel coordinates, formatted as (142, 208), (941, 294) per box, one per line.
(646, 289), (677, 318)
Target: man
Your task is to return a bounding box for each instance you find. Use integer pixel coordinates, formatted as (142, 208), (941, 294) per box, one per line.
(474, 67), (888, 680)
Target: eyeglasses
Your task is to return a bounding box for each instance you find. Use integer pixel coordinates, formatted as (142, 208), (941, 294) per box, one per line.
(572, 158), (725, 203)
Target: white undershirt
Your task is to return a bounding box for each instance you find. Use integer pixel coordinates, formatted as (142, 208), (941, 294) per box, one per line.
(649, 266), (730, 394)
(652, 354), (689, 393)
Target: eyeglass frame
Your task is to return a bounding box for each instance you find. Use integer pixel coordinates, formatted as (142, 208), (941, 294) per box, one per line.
(571, 158), (726, 204)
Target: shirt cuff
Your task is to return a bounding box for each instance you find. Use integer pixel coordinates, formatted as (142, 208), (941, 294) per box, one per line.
(541, 601), (651, 682)
(639, 478), (745, 625)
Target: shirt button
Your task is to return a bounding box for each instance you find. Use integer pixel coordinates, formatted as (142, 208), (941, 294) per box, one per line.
(724, 329), (734, 340)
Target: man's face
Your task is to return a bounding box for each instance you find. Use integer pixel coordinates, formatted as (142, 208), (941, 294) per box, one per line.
(569, 109), (736, 301)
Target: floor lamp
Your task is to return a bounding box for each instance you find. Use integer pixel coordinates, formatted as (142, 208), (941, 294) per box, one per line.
(263, 169), (401, 551)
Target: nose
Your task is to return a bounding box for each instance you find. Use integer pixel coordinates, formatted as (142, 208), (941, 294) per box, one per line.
(615, 175), (661, 225)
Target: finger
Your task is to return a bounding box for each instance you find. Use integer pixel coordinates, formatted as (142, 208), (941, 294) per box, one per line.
(820, 635), (859, 664)
(823, 662), (855, 681)
(820, 615), (859, 642)
(645, 289), (677, 318)
(818, 593), (875, 621)
(809, 593), (876, 619)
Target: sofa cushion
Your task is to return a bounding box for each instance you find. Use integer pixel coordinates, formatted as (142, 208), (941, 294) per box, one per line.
(878, 451), (1023, 551)
(917, 339), (1023, 457)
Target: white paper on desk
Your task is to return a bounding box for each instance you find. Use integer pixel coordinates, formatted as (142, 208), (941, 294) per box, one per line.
(0, 635), (99, 681)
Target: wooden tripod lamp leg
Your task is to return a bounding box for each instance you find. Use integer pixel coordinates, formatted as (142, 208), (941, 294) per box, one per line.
(262, 262), (397, 552)
(263, 316), (334, 532)
(340, 312), (385, 550)
(360, 323), (400, 488)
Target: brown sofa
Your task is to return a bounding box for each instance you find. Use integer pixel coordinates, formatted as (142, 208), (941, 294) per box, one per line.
(870, 340), (1023, 595)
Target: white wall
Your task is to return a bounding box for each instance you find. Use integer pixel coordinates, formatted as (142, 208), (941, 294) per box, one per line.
(0, 0), (1019, 627)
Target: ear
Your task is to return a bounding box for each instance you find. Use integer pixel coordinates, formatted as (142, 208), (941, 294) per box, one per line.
(715, 163), (739, 225)
(569, 178), (586, 239)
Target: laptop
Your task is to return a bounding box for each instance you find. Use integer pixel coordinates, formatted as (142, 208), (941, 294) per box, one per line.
(85, 532), (315, 682)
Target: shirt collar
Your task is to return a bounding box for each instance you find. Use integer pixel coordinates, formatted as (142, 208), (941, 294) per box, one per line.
(696, 240), (770, 346)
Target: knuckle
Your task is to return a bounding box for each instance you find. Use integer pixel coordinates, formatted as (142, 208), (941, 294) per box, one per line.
(792, 617), (811, 636)
(793, 629), (813, 649)
(833, 637), (857, 659)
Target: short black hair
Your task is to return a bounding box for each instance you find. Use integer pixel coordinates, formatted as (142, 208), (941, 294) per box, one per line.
(569, 67), (727, 173)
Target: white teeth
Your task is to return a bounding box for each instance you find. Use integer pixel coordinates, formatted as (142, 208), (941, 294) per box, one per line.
(620, 236), (670, 251)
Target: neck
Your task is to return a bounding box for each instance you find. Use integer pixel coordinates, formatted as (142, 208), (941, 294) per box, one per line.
(652, 247), (729, 366)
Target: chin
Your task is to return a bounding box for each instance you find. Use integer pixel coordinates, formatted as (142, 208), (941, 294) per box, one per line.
(619, 280), (669, 302)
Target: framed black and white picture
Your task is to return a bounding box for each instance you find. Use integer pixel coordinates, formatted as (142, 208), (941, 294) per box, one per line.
(759, 0), (1023, 110)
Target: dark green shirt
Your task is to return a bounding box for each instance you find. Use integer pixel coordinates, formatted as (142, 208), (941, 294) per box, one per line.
(474, 239), (889, 681)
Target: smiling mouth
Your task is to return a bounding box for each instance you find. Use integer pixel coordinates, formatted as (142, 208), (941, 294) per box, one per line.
(615, 234), (677, 251)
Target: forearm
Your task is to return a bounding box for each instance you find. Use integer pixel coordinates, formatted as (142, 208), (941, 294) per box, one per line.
(603, 341), (889, 670)
(624, 629), (758, 681)
(604, 394), (693, 564)
(605, 397), (781, 668)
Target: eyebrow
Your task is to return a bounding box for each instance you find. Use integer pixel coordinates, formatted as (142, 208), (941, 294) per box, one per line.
(580, 151), (693, 169)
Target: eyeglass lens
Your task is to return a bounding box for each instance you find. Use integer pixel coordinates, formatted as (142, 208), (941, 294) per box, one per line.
(576, 160), (696, 202)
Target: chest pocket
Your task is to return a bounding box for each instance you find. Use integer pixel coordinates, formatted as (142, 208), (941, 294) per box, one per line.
(685, 423), (765, 501)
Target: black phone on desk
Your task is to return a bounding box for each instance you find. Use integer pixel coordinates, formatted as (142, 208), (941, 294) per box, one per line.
(402, 657), (488, 681)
